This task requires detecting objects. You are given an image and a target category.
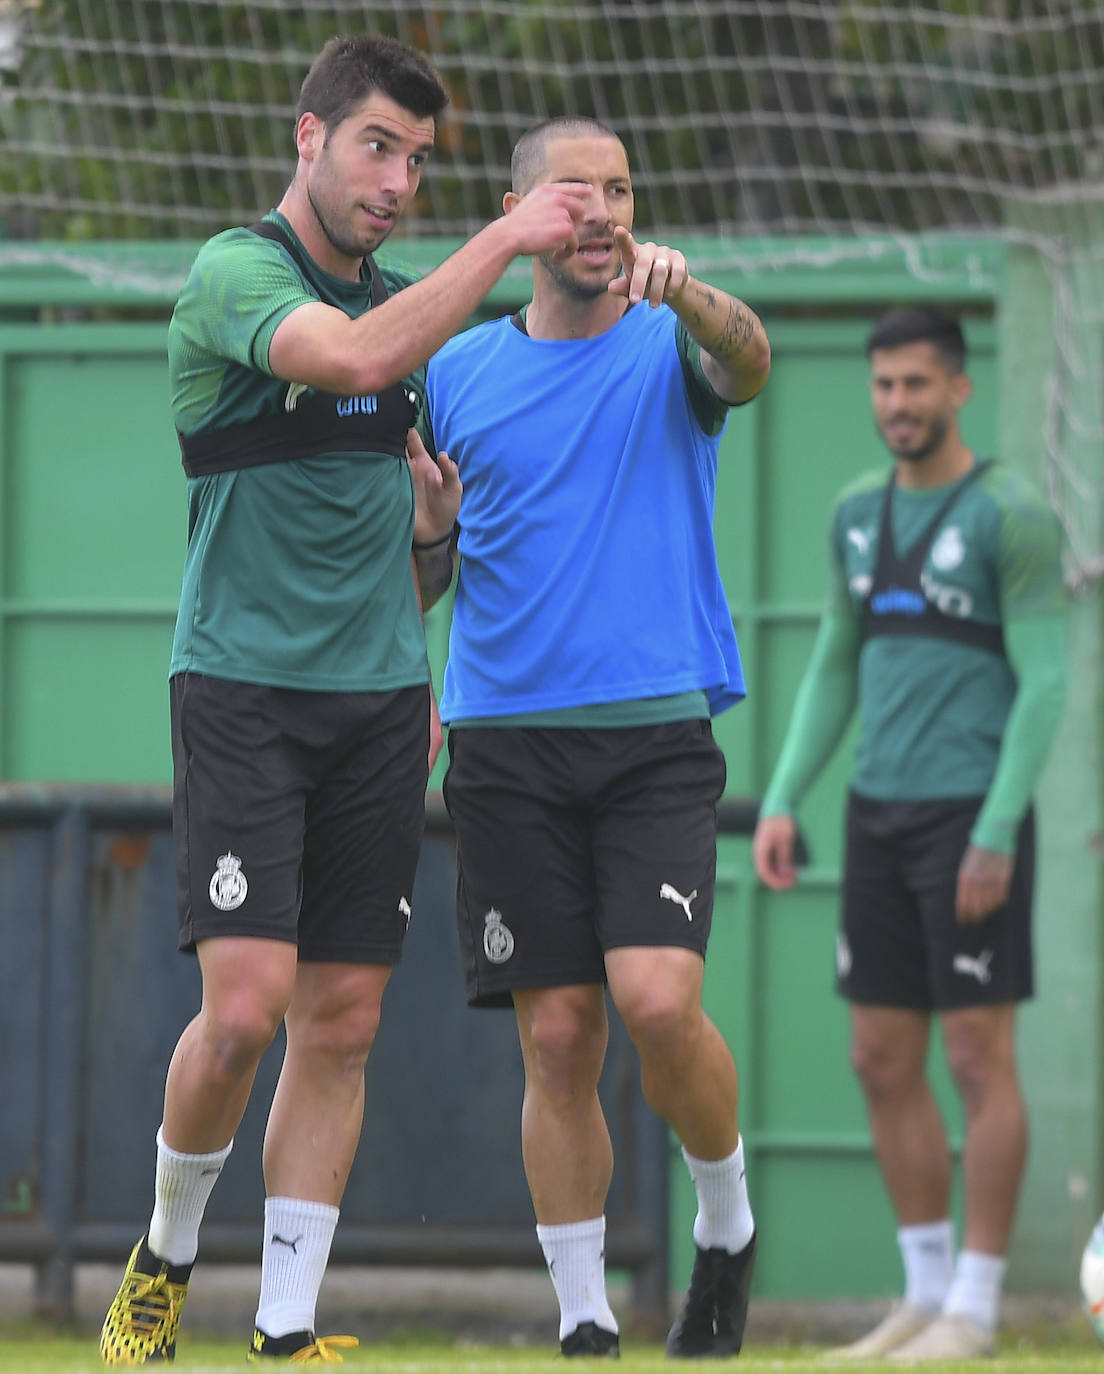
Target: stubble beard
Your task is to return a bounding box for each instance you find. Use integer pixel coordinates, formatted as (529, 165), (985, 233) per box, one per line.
(538, 250), (619, 301)
(882, 412), (949, 464)
(307, 181), (392, 262)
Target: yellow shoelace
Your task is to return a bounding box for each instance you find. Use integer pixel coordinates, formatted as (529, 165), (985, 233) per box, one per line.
(123, 1272), (180, 1333)
(288, 1334), (359, 1364)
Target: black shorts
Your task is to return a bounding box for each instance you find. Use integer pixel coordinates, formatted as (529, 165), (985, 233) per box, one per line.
(442, 720), (727, 1008)
(839, 791), (1035, 1011)
(170, 672), (429, 962)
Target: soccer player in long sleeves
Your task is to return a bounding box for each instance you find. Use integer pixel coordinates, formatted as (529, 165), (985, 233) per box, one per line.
(753, 307), (1068, 1362)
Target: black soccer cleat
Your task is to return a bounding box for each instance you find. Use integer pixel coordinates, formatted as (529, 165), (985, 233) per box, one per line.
(666, 1230), (758, 1358)
(560, 1320), (621, 1357)
(247, 1327), (359, 1363)
(711, 1231), (758, 1356)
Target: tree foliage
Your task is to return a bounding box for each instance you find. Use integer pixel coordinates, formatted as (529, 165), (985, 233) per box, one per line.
(1, 0), (1101, 240)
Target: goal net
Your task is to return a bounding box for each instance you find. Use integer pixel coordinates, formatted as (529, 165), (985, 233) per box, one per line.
(1, 0), (1102, 577)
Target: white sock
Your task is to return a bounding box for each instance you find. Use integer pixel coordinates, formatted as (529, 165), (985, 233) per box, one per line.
(255, 1197), (340, 1338)
(682, 1139), (755, 1254)
(943, 1249), (1006, 1332)
(535, 1216), (619, 1340)
(898, 1219), (954, 1313)
(147, 1126), (233, 1265)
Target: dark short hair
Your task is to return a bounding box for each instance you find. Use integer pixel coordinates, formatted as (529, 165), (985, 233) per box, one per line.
(511, 117), (623, 194)
(297, 33), (449, 131)
(865, 306), (967, 373)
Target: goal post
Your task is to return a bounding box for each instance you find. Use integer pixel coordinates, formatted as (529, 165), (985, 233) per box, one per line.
(999, 192), (1104, 1292)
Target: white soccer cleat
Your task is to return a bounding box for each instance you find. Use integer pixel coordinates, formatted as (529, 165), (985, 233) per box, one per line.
(887, 1312), (996, 1361)
(822, 1301), (935, 1359)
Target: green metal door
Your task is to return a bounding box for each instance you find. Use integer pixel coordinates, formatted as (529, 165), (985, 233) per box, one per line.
(0, 324), (179, 781)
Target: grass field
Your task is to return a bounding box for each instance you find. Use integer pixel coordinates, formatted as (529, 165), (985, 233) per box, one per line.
(1, 1321), (1102, 1374)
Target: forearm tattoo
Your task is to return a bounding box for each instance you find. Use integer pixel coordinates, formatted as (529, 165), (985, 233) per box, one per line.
(415, 541), (456, 607)
(685, 282), (756, 360)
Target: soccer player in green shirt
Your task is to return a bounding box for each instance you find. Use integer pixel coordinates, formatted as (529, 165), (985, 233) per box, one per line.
(753, 306), (1068, 1362)
(99, 31), (589, 1367)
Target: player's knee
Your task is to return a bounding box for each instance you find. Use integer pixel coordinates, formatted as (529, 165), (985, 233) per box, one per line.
(941, 1005), (1017, 1106)
(330, 1002), (384, 1064)
(943, 1034), (1009, 1109)
(291, 998), (384, 1069)
(200, 998), (285, 1075)
(526, 1007), (606, 1083)
(620, 988), (697, 1061)
(849, 1037), (915, 1099)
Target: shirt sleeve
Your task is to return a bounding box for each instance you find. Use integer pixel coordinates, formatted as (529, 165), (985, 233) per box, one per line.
(971, 614), (1068, 852)
(759, 611), (862, 817)
(675, 318), (731, 436)
(184, 233), (313, 374)
(970, 489), (1070, 852)
(760, 508), (864, 816)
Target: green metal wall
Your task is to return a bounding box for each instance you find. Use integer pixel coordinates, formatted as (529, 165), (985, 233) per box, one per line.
(1, 234), (1096, 1303)
(0, 323), (178, 782)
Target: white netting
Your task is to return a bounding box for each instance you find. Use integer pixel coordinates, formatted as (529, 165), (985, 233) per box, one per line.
(1, 0), (1102, 579)
(1, 1), (1101, 240)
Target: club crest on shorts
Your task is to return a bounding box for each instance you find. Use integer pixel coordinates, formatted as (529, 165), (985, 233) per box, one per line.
(209, 851), (248, 911)
(483, 907), (514, 964)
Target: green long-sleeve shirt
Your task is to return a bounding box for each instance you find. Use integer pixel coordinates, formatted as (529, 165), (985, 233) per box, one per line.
(761, 461), (1069, 854)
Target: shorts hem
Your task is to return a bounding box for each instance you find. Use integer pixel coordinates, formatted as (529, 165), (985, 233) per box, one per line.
(179, 924), (301, 953)
(467, 969), (607, 1010)
(839, 984), (1035, 1011)
(602, 934), (709, 957)
(299, 945), (403, 965)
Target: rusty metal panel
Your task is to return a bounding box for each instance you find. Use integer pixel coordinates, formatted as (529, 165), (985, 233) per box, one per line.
(0, 785), (668, 1319)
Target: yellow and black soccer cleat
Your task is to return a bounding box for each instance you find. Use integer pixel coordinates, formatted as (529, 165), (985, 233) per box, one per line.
(247, 1327), (359, 1364)
(100, 1236), (191, 1365)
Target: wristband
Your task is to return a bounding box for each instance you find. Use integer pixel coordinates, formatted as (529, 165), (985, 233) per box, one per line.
(413, 530), (454, 552)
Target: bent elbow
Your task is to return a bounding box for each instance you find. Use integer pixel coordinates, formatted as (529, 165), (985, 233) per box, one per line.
(729, 346), (772, 405)
(741, 349), (772, 401)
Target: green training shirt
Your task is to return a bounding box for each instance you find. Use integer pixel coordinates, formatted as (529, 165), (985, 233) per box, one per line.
(167, 211), (429, 692)
(761, 459), (1068, 852)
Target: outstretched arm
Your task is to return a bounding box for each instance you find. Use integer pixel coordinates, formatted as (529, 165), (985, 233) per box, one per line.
(607, 225), (771, 404)
(268, 182), (592, 396)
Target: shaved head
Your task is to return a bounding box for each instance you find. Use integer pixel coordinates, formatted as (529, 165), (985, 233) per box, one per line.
(511, 117), (624, 194)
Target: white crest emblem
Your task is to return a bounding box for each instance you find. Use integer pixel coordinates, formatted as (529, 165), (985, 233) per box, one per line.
(398, 896), (412, 927)
(931, 526), (965, 571)
(209, 852), (248, 911)
(847, 526), (872, 556)
(835, 931), (852, 979)
(483, 908), (515, 965)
